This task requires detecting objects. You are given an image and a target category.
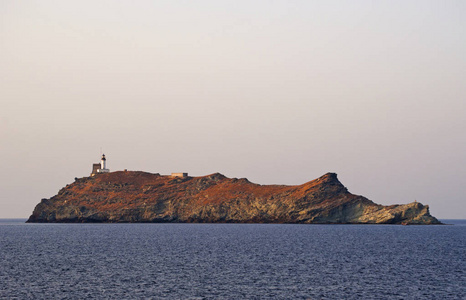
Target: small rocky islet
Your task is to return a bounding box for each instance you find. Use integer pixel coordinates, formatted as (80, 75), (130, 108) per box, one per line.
(27, 171), (441, 224)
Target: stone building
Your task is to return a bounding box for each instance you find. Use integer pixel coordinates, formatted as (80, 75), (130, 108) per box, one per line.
(171, 173), (188, 178)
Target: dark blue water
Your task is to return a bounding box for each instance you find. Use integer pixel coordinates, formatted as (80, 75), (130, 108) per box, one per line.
(0, 220), (464, 299)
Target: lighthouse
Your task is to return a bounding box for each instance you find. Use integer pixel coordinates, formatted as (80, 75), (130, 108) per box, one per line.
(101, 154), (107, 170)
(91, 154), (110, 175)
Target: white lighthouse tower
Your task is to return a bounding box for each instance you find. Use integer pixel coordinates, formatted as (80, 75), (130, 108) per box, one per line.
(97, 154), (109, 173)
(101, 154), (107, 170)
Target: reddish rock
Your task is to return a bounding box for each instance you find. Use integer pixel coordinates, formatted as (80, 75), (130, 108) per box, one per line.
(27, 171), (441, 224)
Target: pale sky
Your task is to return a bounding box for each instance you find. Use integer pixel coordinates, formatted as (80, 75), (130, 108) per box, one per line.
(1, 0), (465, 219)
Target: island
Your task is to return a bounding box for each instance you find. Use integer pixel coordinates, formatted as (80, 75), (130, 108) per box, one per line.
(27, 171), (441, 224)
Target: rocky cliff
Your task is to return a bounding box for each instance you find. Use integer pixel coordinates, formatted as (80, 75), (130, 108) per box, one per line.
(27, 171), (441, 224)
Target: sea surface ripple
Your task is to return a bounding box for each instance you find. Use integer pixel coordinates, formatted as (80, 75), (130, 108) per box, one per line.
(0, 219), (465, 299)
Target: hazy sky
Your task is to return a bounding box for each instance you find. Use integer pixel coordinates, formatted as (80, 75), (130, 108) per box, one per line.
(1, 0), (465, 218)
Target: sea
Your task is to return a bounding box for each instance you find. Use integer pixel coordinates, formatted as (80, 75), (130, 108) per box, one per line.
(0, 219), (464, 299)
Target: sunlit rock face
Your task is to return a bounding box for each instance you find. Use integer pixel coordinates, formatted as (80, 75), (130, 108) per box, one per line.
(27, 171), (441, 225)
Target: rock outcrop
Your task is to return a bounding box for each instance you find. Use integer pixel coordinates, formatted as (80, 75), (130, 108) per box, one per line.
(27, 171), (441, 224)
